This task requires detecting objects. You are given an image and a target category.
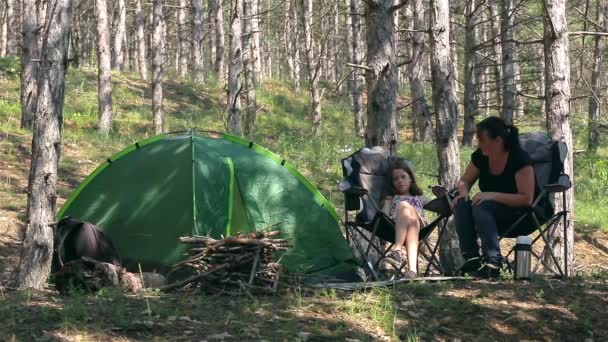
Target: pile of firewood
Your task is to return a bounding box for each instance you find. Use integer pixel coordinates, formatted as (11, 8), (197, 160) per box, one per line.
(162, 229), (290, 293)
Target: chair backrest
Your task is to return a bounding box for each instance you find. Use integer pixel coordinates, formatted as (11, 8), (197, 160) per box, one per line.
(519, 132), (567, 193)
(340, 146), (413, 223)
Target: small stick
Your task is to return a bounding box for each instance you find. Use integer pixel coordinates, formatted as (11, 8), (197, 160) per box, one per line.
(138, 263), (152, 319)
(248, 248), (261, 285)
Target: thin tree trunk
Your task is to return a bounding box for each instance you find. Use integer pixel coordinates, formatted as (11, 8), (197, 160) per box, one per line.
(215, 0), (226, 81)
(13, 0), (72, 290)
(410, 0), (432, 142)
(588, 0), (606, 152)
(3, 0), (14, 56)
(96, 0), (113, 135)
(208, 0), (217, 70)
(463, 0), (481, 146)
(227, 0), (243, 134)
(286, 0), (300, 93)
(500, 0), (516, 124)
(178, 0), (189, 78)
(192, 0), (205, 84)
(71, 2), (83, 68)
(364, 0), (399, 152)
(20, 0), (39, 130)
(134, 0), (147, 80)
(0, 0), (7, 57)
(113, 0), (127, 70)
(333, 2), (340, 87)
(242, 0), (257, 135)
(301, 0), (322, 135)
(488, 2), (502, 114)
(152, 0), (164, 134)
(347, 0), (364, 138)
(430, 0), (462, 274)
(251, 0), (261, 84)
(543, 0), (574, 276)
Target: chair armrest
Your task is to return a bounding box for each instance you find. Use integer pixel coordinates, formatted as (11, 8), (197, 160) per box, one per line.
(342, 185), (368, 197)
(544, 175), (571, 193)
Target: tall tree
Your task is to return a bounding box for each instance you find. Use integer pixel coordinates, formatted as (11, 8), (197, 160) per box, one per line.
(113, 0), (127, 70)
(543, 0), (574, 276)
(96, 0), (113, 134)
(242, 0), (257, 135)
(251, 0), (262, 84)
(227, 0), (243, 134)
(177, 0), (189, 78)
(20, 0), (39, 129)
(462, 0), (481, 146)
(347, 0), (365, 137)
(192, 0), (205, 84)
(409, 0), (433, 142)
(301, 0), (323, 135)
(215, 0), (226, 81)
(488, 2), (502, 113)
(500, 0), (516, 124)
(286, 0), (300, 93)
(1, 0), (15, 56)
(430, 0), (462, 274)
(152, 0), (164, 134)
(134, 0), (147, 80)
(588, 0), (607, 152)
(364, 0), (403, 152)
(13, 0), (72, 290)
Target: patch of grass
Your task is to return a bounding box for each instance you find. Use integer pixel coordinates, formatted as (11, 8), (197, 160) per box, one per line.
(338, 288), (398, 338)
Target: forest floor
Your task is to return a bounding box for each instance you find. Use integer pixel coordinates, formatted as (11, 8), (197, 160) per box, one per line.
(1, 65), (608, 341)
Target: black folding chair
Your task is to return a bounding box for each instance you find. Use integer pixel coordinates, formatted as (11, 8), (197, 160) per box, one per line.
(457, 132), (572, 277)
(339, 146), (454, 280)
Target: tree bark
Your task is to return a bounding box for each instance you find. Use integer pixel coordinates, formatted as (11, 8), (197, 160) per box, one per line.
(286, 0), (300, 93)
(227, 0), (243, 135)
(301, 0), (322, 135)
(0, 0), (9, 57)
(192, 0), (205, 84)
(96, 0), (113, 135)
(409, 0), (433, 142)
(178, 0), (189, 78)
(13, 0), (72, 290)
(215, 0), (226, 81)
(463, 0), (481, 146)
(430, 0), (462, 274)
(242, 0), (257, 135)
(1, 0), (14, 56)
(20, 0), (39, 130)
(488, 1), (502, 113)
(134, 0), (147, 81)
(364, 0), (398, 153)
(543, 0), (574, 276)
(500, 0), (516, 124)
(251, 0), (261, 85)
(112, 0), (127, 71)
(152, 0), (164, 134)
(588, 0), (606, 152)
(347, 0), (365, 138)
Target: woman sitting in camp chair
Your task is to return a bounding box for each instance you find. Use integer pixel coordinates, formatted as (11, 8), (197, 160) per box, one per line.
(380, 159), (427, 278)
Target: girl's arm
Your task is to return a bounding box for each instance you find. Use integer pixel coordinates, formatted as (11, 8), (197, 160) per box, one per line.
(381, 196), (393, 215)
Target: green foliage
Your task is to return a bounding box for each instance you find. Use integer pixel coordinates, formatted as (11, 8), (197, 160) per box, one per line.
(0, 57), (20, 78)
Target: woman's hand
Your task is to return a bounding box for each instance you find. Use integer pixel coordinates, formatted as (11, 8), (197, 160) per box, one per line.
(471, 192), (497, 206)
(450, 191), (468, 209)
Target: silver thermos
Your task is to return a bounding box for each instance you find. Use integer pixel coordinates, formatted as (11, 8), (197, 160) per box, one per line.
(514, 236), (532, 280)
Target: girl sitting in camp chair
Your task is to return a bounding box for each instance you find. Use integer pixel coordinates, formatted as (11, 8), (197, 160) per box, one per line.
(381, 159), (426, 278)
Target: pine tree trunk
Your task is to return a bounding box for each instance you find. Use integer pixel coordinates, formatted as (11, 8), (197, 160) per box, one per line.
(364, 0), (398, 153)
(71, 3), (83, 68)
(215, 0), (226, 81)
(0, 1), (7, 57)
(152, 0), (164, 134)
(588, 0), (606, 152)
(410, 0), (432, 142)
(286, 0), (300, 93)
(488, 1), (502, 114)
(500, 0), (516, 124)
(192, 0), (205, 84)
(227, 0), (243, 135)
(242, 0), (257, 135)
(178, 0), (189, 78)
(332, 2), (340, 87)
(301, 0), (322, 135)
(251, 0), (261, 85)
(134, 0), (147, 81)
(208, 0), (217, 70)
(430, 0), (463, 274)
(96, 0), (113, 135)
(20, 0), (39, 130)
(2, 0), (14, 56)
(13, 0), (72, 290)
(543, 0), (574, 276)
(37, 0), (48, 50)
(347, 0), (365, 138)
(113, 0), (127, 71)
(462, 0), (480, 146)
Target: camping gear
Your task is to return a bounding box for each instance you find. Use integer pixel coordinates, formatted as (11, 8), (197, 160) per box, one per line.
(514, 236), (532, 280)
(57, 131), (355, 276)
(339, 146), (455, 280)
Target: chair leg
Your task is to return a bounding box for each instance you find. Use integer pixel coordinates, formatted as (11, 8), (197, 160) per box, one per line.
(347, 225), (381, 281)
(533, 213), (565, 277)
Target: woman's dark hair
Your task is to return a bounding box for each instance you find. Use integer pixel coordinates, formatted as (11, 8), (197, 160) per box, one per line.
(386, 159), (423, 196)
(475, 116), (520, 150)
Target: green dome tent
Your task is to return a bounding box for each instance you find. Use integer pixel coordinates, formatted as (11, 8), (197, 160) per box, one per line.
(57, 131), (355, 276)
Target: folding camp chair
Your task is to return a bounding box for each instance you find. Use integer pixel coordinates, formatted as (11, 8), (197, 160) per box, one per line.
(339, 146), (455, 280)
(457, 132), (572, 278)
